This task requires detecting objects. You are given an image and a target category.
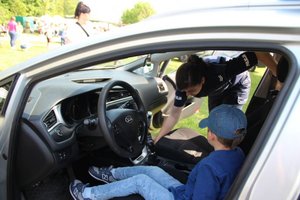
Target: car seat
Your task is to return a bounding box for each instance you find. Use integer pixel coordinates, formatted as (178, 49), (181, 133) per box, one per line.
(155, 128), (213, 166)
(239, 56), (289, 155)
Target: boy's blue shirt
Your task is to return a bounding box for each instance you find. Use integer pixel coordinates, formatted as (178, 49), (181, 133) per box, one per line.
(171, 147), (245, 200)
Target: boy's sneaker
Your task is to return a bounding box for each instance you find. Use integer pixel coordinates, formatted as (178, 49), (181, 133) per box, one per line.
(69, 179), (91, 200)
(88, 166), (116, 183)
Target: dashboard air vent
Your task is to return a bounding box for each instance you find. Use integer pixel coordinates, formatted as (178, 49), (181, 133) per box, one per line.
(43, 110), (57, 130)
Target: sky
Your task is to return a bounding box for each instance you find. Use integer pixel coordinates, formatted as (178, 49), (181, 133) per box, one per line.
(82, 0), (248, 23)
(82, 0), (196, 23)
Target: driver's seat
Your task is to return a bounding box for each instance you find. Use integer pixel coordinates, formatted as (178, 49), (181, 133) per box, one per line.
(155, 128), (214, 166)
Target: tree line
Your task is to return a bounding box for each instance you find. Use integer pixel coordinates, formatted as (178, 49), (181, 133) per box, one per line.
(0, 0), (155, 25)
(1, 0), (82, 23)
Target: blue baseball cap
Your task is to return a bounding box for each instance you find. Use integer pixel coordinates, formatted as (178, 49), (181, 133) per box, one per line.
(199, 104), (247, 139)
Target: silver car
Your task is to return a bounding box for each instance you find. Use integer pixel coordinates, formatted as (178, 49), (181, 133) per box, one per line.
(1, 1), (300, 199)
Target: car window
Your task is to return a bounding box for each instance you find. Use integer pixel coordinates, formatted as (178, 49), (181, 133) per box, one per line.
(162, 51), (216, 76)
(132, 55), (157, 76)
(133, 61), (154, 76)
(83, 55), (147, 70)
(0, 87), (8, 113)
(0, 76), (17, 115)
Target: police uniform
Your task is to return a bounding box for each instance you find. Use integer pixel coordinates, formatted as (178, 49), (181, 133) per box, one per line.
(174, 52), (258, 111)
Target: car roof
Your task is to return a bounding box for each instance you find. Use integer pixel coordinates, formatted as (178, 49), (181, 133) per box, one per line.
(1, 0), (300, 79)
(143, 1), (300, 29)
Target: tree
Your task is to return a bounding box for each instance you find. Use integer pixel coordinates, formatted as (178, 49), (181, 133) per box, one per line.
(1, 0), (27, 17)
(24, 0), (45, 16)
(0, 3), (11, 23)
(42, 0), (77, 17)
(0, 0), (78, 23)
(121, 2), (155, 25)
(63, 0), (78, 17)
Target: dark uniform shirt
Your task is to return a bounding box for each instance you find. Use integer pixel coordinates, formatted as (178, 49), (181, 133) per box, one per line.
(174, 52), (258, 110)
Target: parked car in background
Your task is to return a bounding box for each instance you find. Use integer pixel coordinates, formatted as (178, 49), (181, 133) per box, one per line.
(1, 1), (300, 199)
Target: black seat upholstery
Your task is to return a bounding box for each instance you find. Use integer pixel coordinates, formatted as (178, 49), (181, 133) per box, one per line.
(239, 90), (278, 155)
(240, 56), (289, 155)
(155, 128), (214, 165)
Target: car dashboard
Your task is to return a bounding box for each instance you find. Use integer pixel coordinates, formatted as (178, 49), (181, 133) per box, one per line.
(17, 68), (168, 187)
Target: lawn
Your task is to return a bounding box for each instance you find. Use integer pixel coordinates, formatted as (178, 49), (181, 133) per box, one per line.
(0, 34), (265, 137)
(0, 33), (60, 71)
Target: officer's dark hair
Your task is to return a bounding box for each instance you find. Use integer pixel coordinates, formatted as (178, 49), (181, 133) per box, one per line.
(176, 55), (208, 90)
(74, 1), (91, 18)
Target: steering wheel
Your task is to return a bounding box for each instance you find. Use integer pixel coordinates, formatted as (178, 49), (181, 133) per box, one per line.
(98, 80), (148, 158)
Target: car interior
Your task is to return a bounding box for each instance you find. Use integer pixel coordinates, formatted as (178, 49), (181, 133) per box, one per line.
(11, 49), (289, 200)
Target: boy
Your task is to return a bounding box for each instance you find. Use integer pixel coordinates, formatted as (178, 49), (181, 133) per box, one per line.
(70, 104), (247, 200)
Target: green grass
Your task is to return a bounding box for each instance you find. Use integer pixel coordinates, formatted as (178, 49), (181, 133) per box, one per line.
(0, 45), (49, 71)
(0, 33), (59, 71)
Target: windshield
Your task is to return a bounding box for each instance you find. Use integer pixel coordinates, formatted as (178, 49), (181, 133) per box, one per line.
(81, 55), (147, 70)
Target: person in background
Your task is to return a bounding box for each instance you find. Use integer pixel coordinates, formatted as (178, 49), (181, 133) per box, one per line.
(16, 21), (29, 50)
(16, 21), (23, 38)
(59, 24), (67, 45)
(44, 26), (53, 47)
(154, 52), (277, 144)
(64, 1), (95, 44)
(7, 17), (17, 48)
(0, 23), (7, 36)
(69, 104), (247, 200)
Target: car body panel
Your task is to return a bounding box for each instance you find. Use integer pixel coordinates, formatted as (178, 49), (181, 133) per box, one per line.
(1, 1), (300, 200)
(238, 89), (300, 199)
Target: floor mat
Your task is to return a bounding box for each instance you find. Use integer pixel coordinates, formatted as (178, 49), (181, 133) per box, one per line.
(23, 170), (72, 200)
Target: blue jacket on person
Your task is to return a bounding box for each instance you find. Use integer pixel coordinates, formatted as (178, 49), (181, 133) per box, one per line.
(170, 147), (245, 200)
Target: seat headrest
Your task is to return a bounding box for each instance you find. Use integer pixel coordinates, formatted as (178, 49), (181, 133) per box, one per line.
(277, 56), (289, 83)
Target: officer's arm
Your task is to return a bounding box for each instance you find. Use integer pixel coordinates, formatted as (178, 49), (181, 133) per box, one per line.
(154, 105), (183, 144)
(255, 52), (277, 76)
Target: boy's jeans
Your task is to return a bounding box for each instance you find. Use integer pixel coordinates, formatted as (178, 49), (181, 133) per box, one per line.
(90, 166), (183, 200)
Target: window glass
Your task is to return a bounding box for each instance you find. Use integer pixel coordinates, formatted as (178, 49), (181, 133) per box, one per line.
(0, 77), (14, 115)
(83, 55), (147, 70)
(163, 51), (215, 76)
(133, 59), (154, 76)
